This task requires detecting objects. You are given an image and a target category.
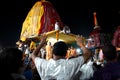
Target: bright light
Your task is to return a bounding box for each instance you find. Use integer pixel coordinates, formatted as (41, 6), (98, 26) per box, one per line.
(76, 48), (82, 54)
(86, 38), (93, 41)
(47, 37), (64, 46)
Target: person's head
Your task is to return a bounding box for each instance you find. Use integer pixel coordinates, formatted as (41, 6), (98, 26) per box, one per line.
(102, 45), (117, 62)
(52, 41), (68, 57)
(0, 47), (24, 74)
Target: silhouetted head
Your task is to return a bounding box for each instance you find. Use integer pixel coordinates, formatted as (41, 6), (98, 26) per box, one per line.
(52, 41), (68, 57)
(0, 47), (23, 74)
(102, 45), (117, 61)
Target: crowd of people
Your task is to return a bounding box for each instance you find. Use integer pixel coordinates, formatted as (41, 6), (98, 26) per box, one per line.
(1, 25), (120, 80)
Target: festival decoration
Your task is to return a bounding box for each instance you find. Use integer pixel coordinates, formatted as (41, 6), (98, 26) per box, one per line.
(112, 26), (120, 48)
(87, 12), (110, 49)
(20, 0), (63, 41)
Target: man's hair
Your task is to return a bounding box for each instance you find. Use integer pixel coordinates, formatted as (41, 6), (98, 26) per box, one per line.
(0, 47), (23, 73)
(52, 41), (68, 56)
(102, 45), (117, 61)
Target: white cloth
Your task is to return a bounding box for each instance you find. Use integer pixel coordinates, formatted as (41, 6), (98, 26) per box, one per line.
(25, 48), (30, 55)
(80, 60), (94, 80)
(55, 22), (60, 30)
(34, 56), (84, 80)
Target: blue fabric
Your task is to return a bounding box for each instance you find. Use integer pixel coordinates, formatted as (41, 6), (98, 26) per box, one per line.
(93, 62), (120, 80)
(23, 70), (33, 80)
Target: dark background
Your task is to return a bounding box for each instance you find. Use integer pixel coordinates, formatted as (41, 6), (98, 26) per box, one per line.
(0, 0), (120, 47)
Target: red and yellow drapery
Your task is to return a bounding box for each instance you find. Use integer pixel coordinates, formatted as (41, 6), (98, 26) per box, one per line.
(20, 0), (63, 41)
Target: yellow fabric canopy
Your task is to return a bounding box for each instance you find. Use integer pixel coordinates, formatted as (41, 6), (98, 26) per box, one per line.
(20, 1), (63, 41)
(20, 1), (44, 41)
(46, 32), (77, 45)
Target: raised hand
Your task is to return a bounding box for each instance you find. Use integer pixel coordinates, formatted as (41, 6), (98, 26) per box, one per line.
(76, 35), (85, 47)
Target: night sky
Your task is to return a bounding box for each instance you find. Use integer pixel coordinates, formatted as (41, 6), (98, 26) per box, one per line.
(0, 0), (120, 47)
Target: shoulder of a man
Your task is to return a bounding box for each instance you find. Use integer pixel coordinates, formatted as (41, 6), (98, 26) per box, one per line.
(67, 56), (84, 66)
(34, 57), (47, 66)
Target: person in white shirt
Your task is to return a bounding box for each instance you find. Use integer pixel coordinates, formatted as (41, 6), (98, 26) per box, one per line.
(31, 35), (92, 80)
(54, 21), (60, 30)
